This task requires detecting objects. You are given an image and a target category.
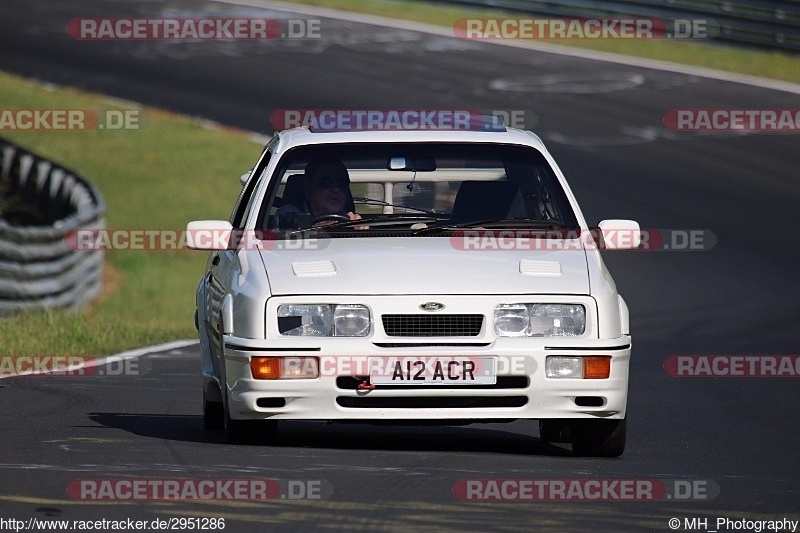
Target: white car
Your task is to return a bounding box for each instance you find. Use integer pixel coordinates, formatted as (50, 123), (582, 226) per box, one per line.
(188, 117), (639, 456)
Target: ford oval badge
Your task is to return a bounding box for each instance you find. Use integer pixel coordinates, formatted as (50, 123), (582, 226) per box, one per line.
(419, 302), (445, 312)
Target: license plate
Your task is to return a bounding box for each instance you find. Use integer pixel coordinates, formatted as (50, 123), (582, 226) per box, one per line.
(369, 356), (496, 385)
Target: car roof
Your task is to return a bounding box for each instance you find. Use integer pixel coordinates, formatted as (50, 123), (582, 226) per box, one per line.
(275, 126), (549, 153)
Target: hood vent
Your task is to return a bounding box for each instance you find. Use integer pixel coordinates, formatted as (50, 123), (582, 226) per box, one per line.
(291, 260), (337, 277)
(519, 259), (562, 276)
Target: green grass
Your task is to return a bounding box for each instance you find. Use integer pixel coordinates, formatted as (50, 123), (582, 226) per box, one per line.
(0, 71), (260, 357)
(282, 0), (800, 84)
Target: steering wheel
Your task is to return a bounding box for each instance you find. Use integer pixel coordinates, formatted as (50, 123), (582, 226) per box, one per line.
(311, 213), (351, 227)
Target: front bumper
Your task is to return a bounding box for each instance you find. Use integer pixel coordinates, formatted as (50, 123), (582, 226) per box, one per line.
(220, 335), (630, 422)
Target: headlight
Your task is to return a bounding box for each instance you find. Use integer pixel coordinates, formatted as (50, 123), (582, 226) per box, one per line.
(278, 304), (370, 337)
(494, 304), (585, 337)
(529, 304), (585, 336)
(333, 305), (371, 337)
(277, 304), (333, 336)
(493, 304), (530, 337)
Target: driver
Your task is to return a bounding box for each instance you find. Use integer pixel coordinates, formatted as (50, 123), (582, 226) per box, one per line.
(276, 156), (362, 228)
(302, 156), (361, 224)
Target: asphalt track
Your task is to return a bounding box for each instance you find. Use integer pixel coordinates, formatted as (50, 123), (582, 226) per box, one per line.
(1, 1), (799, 531)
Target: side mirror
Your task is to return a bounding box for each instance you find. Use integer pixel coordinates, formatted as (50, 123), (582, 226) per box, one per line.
(186, 220), (233, 250)
(239, 169), (253, 186)
(597, 219), (641, 250)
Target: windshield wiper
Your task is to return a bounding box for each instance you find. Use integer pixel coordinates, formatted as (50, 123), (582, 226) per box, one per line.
(351, 197), (435, 214)
(414, 218), (568, 235)
(284, 215), (442, 235)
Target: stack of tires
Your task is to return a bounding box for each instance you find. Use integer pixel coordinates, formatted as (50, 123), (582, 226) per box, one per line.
(0, 137), (105, 315)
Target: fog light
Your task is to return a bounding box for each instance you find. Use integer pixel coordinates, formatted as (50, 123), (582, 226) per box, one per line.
(546, 356), (582, 378)
(282, 356), (319, 378)
(251, 357), (319, 379)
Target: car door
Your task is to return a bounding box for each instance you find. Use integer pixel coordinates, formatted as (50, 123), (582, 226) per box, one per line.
(204, 139), (277, 368)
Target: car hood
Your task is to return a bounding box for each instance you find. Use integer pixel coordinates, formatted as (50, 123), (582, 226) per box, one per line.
(258, 237), (590, 295)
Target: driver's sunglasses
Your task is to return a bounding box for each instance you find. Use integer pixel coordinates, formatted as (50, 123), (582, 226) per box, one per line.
(315, 175), (349, 189)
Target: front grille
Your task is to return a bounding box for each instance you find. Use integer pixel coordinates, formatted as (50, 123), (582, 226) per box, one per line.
(382, 314), (483, 337)
(373, 342), (491, 348)
(336, 396), (527, 409)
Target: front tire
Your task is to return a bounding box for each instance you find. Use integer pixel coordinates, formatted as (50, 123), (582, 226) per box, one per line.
(203, 389), (224, 431)
(570, 417), (627, 457)
(539, 419), (571, 443)
(222, 386), (277, 445)
(223, 397), (249, 444)
(217, 316), (277, 444)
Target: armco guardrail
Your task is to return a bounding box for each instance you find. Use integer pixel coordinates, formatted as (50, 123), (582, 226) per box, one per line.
(439, 0), (800, 52)
(0, 137), (105, 315)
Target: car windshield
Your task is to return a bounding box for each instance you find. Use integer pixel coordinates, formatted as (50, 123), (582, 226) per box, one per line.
(257, 142), (578, 237)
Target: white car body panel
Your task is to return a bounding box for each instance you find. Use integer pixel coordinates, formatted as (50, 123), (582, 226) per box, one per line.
(258, 238), (591, 296)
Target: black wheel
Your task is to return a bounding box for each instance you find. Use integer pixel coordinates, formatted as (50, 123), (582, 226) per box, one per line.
(570, 418), (627, 457)
(223, 398), (249, 444)
(217, 315), (277, 444)
(539, 419), (571, 443)
(216, 319), (248, 444)
(223, 388), (277, 445)
(203, 389), (224, 431)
